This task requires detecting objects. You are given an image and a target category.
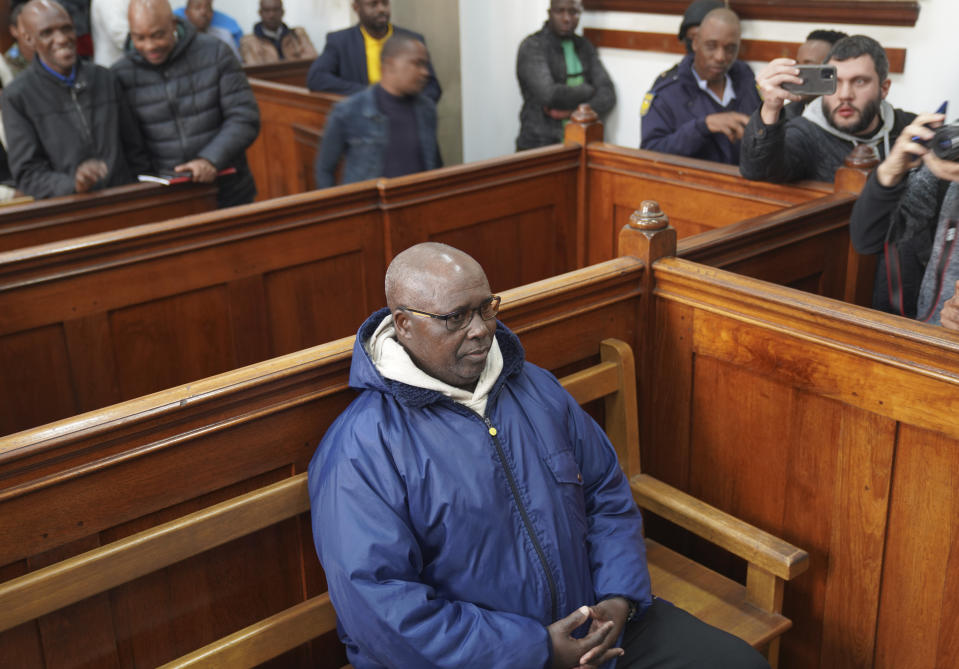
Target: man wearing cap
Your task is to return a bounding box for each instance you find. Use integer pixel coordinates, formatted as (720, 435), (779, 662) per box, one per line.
(640, 7), (759, 165)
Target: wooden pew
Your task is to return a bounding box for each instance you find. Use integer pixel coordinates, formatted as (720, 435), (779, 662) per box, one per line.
(247, 79), (341, 200)
(243, 59), (313, 87)
(0, 263), (808, 667)
(0, 146), (580, 435)
(0, 181), (217, 252)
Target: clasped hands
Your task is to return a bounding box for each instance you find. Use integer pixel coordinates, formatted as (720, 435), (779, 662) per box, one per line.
(549, 597), (631, 669)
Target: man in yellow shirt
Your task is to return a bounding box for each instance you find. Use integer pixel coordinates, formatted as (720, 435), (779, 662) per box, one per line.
(306, 0), (441, 103)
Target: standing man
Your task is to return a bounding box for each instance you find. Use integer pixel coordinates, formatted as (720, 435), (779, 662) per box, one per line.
(640, 7), (760, 164)
(515, 0), (615, 151)
(308, 241), (771, 668)
(4, 0), (149, 198)
(240, 0), (317, 65)
(306, 0), (440, 104)
(114, 0), (260, 208)
(314, 33), (439, 188)
(650, 0), (723, 90)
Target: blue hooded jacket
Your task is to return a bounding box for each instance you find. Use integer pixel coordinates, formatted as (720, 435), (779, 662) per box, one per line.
(308, 309), (652, 668)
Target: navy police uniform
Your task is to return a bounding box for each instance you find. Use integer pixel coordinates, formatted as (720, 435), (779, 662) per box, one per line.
(640, 53), (760, 165)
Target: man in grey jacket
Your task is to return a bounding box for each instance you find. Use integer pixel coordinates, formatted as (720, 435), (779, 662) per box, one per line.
(114, 0), (260, 208)
(515, 0), (615, 151)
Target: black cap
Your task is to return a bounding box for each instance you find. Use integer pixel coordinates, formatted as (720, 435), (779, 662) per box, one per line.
(678, 0), (725, 41)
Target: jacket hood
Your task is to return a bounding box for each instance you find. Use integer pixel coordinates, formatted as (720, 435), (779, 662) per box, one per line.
(349, 307), (526, 409)
(803, 97), (897, 156)
(126, 18), (196, 66)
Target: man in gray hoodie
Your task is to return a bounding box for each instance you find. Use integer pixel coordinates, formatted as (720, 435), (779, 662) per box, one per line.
(739, 35), (914, 183)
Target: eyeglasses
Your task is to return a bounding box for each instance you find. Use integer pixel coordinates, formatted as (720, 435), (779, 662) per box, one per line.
(400, 295), (501, 332)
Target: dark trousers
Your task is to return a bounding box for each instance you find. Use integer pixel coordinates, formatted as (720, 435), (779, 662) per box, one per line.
(619, 599), (770, 669)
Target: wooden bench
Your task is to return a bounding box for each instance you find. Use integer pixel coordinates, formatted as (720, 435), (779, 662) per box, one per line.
(0, 337), (808, 668)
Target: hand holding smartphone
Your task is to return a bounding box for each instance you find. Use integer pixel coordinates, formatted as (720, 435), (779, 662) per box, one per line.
(781, 65), (837, 96)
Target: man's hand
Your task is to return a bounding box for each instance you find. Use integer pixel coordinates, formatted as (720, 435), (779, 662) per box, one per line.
(941, 280), (959, 331)
(174, 158), (218, 183)
(548, 605), (622, 669)
(876, 113), (947, 187)
(576, 597), (631, 668)
(544, 107), (573, 121)
(705, 112), (751, 142)
(74, 159), (108, 193)
(922, 150), (959, 184)
(755, 58), (804, 125)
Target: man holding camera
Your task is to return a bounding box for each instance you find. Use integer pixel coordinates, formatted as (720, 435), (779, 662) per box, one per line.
(740, 35), (914, 183)
(849, 112), (959, 327)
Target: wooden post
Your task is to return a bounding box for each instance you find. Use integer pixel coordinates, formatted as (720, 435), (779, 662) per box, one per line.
(619, 200), (677, 269)
(565, 105), (603, 268)
(835, 145), (881, 306)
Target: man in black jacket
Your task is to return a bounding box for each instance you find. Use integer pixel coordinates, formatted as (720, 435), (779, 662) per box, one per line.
(114, 0), (260, 208)
(515, 0), (615, 151)
(4, 0), (150, 199)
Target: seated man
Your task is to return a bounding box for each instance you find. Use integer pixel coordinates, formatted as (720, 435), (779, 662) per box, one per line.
(306, 0), (440, 103)
(850, 111), (959, 325)
(114, 0), (260, 208)
(515, 0), (615, 151)
(784, 29), (848, 120)
(650, 0), (723, 90)
(4, 0), (149, 198)
(640, 7), (759, 165)
(240, 0), (317, 65)
(314, 34), (439, 188)
(180, 0), (240, 60)
(173, 0), (240, 48)
(740, 35), (916, 315)
(308, 241), (770, 668)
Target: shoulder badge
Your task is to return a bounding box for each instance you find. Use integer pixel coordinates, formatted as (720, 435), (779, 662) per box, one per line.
(641, 93), (655, 117)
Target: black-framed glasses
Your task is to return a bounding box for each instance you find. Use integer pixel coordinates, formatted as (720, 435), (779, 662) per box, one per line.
(400, 295), (501, 332)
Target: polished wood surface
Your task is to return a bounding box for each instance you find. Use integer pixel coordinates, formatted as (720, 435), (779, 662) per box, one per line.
(0, 182), (217, 252)
(247, 80), (341, 200)
(243, 59), (313, 88)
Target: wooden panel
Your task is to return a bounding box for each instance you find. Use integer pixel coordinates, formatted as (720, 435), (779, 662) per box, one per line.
(0, 182), (217, 252)
(248, 80), (341, 200)
(583, 29), (908, 74)
(243, 59), (313, 88)
(582, 0), (920, 26)
(0, 325), (76, 435)
(874, 425), (959, 669)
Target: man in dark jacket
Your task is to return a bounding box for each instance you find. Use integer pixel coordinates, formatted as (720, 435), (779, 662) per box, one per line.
(114, 0), (260, 208)
(306, 0), (440, 103)
(314, 34), (439, 188)
(308, 242), (770, 668)
(4, 0), (149, 199)
(515, 0), (615, 151)
(640, 7), (759, 165)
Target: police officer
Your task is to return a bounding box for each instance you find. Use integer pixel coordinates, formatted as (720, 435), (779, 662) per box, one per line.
(650, 0), (723, 90)
(640, 7), (760, 165)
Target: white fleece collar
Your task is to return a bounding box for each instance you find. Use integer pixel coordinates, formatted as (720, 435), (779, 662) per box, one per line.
(803, 97), (896, 157)
(364, 314), (503, 416)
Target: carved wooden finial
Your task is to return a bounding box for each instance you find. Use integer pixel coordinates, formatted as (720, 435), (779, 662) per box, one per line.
(629, 200), (669, 231)
(845, 144), (880, 169)
(570, 104), (599, 125)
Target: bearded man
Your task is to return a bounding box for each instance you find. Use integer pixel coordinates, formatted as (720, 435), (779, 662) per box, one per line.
(740, 34), (915, 183)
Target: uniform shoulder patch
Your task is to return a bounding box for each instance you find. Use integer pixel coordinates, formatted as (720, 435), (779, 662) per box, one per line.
(641, 92), (655, 117)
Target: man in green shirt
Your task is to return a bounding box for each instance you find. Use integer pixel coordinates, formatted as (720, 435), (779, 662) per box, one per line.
(516, 0), (615, 150)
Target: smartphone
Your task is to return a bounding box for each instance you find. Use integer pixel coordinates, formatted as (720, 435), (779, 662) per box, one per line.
(782, 65), (837, 96)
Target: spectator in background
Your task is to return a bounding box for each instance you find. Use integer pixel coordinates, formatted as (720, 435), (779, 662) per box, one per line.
(307, 0), (440, 103)
(784, 29), (849, 120)
(5, 0), (149, 198)
(115, 0), (260, 208)
(651, 0), (723, 90)
(91, 0), (130, 67)
(173, 0), (240, 48)
(314, 33), (440, 188)
(1, 3), (32, 85)
(240, 0), (317, 65)
(515, 0), (615, 151)
(180, 0), (240, 60)
(640, 7), (760, 165)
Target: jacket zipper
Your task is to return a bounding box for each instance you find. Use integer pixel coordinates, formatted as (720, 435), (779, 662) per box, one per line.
(481, 413), (559, 621)
(70, 86), (93, 146)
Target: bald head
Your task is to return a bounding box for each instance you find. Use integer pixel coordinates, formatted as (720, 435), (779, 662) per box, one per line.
(20, 0), (75, 75)
(700, 7), (740, 32)
(386, 243), (486, 311)
(128, 0), (178, 64)
(692, 7), (742, 84)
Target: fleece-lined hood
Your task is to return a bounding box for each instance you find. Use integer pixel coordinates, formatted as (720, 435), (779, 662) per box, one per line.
(803, 97), (897, 157)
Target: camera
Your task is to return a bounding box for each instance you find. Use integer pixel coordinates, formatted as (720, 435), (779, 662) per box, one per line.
(931, 124), (959, 162)
(781, 65), (837, 96)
